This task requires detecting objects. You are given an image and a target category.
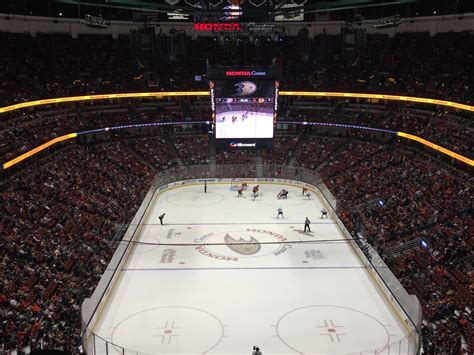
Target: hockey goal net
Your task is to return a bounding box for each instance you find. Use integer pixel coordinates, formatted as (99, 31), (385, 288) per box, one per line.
(230, 179), (249, 190)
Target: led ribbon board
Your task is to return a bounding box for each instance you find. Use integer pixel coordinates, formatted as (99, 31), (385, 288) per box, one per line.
(0, 92), (210, 114)
(3, 122), (472, 170)
(3, 133), (77, 169)
(279, 91), (474, 112)
(1, 91), (473, 114)
(1, 91), (473, 167)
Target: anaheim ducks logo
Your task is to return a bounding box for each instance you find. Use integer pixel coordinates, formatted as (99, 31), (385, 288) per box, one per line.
(224, 234), (261, 255)
(195, 229), (289, 261)
(234, 81), (257, 97)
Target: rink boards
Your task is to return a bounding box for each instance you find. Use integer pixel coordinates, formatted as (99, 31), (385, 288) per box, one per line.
(82, 178), (418, 355)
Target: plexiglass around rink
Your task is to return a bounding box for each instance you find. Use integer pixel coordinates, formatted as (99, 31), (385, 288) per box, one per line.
(81, 164), (421, 355)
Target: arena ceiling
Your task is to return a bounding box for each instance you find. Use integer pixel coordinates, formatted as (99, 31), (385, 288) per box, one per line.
(0, 0), (472, 21)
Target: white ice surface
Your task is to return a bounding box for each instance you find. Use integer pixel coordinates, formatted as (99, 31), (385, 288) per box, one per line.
(91, 183), (412, 355)
(216, 111), (273, 138)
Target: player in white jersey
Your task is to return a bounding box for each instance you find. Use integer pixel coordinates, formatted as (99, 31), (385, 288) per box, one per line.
(277, 207), (284, 219)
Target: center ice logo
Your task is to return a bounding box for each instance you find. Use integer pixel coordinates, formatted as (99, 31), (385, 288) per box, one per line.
(224, 234), (261, 255)
(194, 229), (290, 261)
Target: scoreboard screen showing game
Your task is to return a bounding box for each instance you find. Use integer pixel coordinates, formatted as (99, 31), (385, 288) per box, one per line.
(215, 79), (275, 139)
(208, 67), (279, 149)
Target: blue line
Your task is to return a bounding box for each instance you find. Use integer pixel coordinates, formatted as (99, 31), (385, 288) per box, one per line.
(121, 266), (365, 271)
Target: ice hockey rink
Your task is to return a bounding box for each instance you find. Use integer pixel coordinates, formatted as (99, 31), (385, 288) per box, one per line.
(90, 182), (413, 355)
(216, 111), (274, 138)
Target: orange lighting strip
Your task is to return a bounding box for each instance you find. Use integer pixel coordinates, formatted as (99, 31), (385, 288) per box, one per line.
(1, 91), (473, 169)
(3, 133), (77, 169)
(1, 91), (473, 114)
(397, 132), (474, 167)
(0, 91), (210, 114)
(279, 91), (474, 112)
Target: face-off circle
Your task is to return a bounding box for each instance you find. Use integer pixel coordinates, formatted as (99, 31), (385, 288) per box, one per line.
(110, 306), (225, 354)
(195, 228), (290, 260)
(276, 305), (392, 354)
(166, 191), (225, 207)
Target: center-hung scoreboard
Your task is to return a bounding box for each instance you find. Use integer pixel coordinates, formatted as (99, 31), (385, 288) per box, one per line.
(208, 66), (280, 149)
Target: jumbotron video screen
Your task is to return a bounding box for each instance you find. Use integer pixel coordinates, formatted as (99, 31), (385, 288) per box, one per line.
(208, 67), (280, 149)
(214, 79), (275, 139)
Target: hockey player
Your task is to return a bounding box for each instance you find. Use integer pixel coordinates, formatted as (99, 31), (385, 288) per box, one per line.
(204, 180), (207, 193)
(302, 187), (308, 196)
(277, 207), (284, 219)
(304, 217), (311, 232)
(237, 188), (244, 198)
(159, 213), (166, 225)
(321, 208), (328, 219)
(252, 185), (260, 194)
(232, 116), (237, 123)
(277, 189), (288, 199)
(305, 191), (311, 200)
(242, 182), (248, 190)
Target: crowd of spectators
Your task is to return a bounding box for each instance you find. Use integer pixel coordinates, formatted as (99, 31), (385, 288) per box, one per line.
(0, 142), (155, 352)
(296, 135), (345, 170)
(286, 104), (473, 158)
(262, 136), (299, 165)
(215, 148), (256, 165)
(173, 134), (209, 165)
(0, 106), (189, 161)
(0, 33), (141, 105)
(125, 135), (178, 170)
(296, 135), (473, 354)
(0, 130), (472, 354)
(303, 32), (473, 104)
(1, 31), (472, 105)
(0, 27), (472, 355)
(1, 30), (472, 164)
